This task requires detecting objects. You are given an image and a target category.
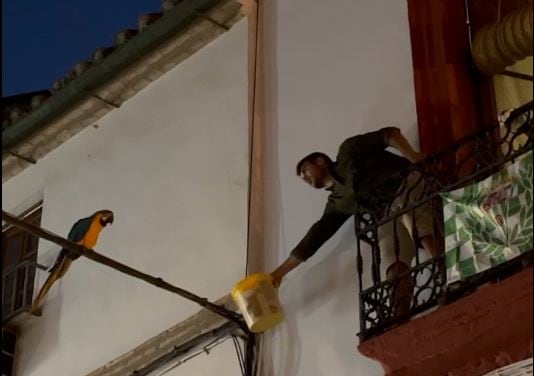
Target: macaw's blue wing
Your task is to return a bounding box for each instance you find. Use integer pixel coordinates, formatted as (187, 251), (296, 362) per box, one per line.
(50, 216), (94, 270)
(67, 217), (93, 243)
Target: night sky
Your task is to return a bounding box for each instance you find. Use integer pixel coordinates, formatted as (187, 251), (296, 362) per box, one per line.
(2, 0), (162, 96)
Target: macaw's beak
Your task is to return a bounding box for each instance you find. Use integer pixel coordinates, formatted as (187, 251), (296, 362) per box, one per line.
(102, 213), (114, 226)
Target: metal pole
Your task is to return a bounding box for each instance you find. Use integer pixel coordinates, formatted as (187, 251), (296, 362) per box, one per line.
(244, 331), (256, 376)
(2, 210), (244, 327)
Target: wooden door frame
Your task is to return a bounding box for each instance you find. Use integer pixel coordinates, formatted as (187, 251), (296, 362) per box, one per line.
(407, 0), (497, 154)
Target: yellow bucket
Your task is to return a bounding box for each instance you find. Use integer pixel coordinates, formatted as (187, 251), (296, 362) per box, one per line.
(231, 273), (284, 333)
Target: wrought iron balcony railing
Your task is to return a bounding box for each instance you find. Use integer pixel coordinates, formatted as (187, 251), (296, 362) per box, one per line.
(354, 101), (533, 340)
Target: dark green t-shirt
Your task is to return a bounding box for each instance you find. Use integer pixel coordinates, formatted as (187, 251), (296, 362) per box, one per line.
(291, 127), (410, 261)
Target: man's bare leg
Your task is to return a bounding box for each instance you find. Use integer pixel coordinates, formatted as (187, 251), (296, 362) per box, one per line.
(387, 261), (414, 318)
(420, 235), (436, 258)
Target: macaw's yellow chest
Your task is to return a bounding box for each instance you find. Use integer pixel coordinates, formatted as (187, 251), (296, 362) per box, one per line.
(81, 215), (104, 249)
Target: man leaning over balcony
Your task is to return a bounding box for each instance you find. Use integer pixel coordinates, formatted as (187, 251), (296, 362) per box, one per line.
(270, 127), (439, 315)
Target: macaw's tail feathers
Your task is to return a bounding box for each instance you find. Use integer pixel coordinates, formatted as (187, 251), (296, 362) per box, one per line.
(30, 271), (57, 315)
(31, 256), (72, 315)
(48, 262), (60, 274)
(49, 249), (66, 271)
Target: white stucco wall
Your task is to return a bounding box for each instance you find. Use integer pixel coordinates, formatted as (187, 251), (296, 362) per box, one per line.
(260, 1), (418, 375)
(2, 20), (248, 376)
(4, 1), (419, 373)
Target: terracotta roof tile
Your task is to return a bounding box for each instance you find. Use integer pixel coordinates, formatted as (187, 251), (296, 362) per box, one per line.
(2, 91), (52, 130)
(114, 29), (138, 48)
(1, 2), (180, 128)
(138, 13), (163, 32)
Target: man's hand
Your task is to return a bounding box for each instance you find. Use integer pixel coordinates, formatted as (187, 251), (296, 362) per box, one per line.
(386, 128), (427, 164)
(270, 255), (302, 288)
(407, 151), (427, 164)
(271, 270), (283, 288)
(498, 108), (515, 125)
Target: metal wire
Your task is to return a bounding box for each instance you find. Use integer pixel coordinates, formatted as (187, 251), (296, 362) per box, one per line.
(232, 335), (246, 376)
(245, 0), (261, 278)
(150, 335), (231, 376)
(148, 333), (251, 376)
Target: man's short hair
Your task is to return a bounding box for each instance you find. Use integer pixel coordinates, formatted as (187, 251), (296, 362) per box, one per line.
(295, 152), (332, 176)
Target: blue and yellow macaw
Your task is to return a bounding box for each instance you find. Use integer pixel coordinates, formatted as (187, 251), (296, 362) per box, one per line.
(30, 210), (114, 315)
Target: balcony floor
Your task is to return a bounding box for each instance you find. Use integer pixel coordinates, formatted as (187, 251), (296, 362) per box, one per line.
(358, 266), (533, 376)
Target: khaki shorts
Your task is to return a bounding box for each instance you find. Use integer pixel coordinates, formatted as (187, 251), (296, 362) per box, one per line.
(378, 170), (435, 271)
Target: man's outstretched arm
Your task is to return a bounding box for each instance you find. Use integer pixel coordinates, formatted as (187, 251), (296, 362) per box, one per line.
(271, 255), (302, 287)
(270, 204), (351, 287)
(340, 127), (425, 163)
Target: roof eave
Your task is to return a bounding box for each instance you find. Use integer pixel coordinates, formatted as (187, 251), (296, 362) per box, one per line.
(2, 0), (244, 183)
(2, 0), (224, 151)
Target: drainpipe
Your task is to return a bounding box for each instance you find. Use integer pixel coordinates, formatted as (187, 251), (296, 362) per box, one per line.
(472, 4), (533, 75)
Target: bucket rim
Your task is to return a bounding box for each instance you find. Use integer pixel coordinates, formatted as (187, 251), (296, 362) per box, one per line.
(231, 272), (274, 300)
